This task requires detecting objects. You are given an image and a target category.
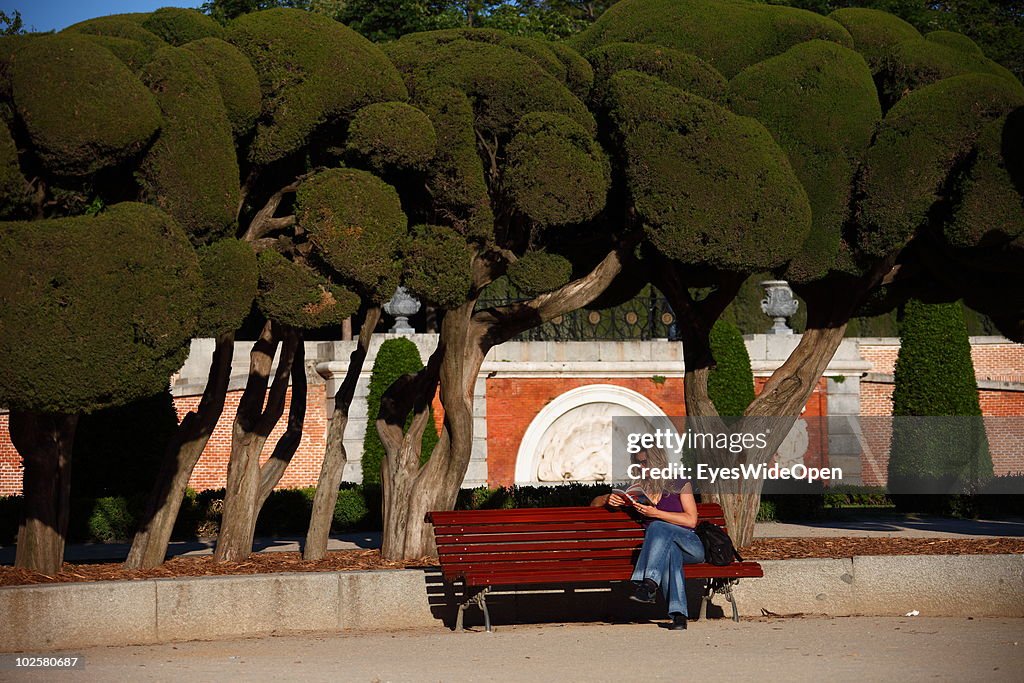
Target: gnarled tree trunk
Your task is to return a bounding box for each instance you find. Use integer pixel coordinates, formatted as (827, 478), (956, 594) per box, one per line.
(125, 332), (235, 569)
(378, 247), (629, 560)
(10, 411), (78, 575)
(214, 321), (299, 562)
(659, 262), (871, 547)
(304, 307), (381, 561)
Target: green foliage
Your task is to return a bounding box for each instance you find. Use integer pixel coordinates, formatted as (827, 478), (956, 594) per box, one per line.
(827, 7), (920, 68)
(296, 168), (407, 301)
(181, 37), (262, 138)
(502, 112), (609, 226)
(80, 34), (155, 71)
(143, 7), (225, 45)
(947, 110), (1024, 250)
(728, 40), (880, 282)
(0, 203), (201, 414)
(0, 120), (28, 218)
(607, 71), (811, 272)
(196, 239), (259, 336)
(858, 73), (1024, 258)
(571, 0), (853, 79)
(72, 391), (179, 499)
(402, 224), (472, 309)
(87, 496), (137, 542)
(877, 36), (1022, 108)
(256, 249), (359, 330)
(925, 29), (983, 56)
(888, 300), (993, 492)
(226, 8), (407, 164)
(707, 320), (755, 416)
(893, 301), (983, 417)
(546, 41), (594, 101)
(333, 486), (370, 530)
(361, 338), (439, 486)
(8, 34), (161, 177)
(64, 15), (168, 55)
(138, 46), (239, 245)
(587, 41), (727, 107)
(507, 251), (574, 295)
(346, 101), (437, 173)
(411, 86), (493, 240)
(337, 0), (464, 42)
(388, 32), (595, 138)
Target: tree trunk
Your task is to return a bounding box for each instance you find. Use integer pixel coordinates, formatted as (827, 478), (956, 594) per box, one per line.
(380, 300), (479, 560)
(125, 333), (235, 569)
(378, 247), (629, 560)
(10, 411), (78, 575)
(659, 263), (861, 547)
(256, 340), (307, 510)
(304, 307), (381, 561)
(214, 321), (298, 562)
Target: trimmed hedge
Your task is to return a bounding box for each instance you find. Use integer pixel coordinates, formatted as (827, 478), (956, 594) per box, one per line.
(361, 338), (439, 486)
(888, 300), (994, 505)
(227, 8), (407, 164)
(607, 70), (811, 272)
(707, 320), (755, 417)
(8, 33), (161, 177)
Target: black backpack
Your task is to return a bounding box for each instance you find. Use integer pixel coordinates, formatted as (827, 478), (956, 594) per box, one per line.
(694, 520), (743, 566)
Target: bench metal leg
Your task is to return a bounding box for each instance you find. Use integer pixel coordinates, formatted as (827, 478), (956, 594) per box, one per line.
(456, 585), (493, 632)
(702, 579), (741, 623)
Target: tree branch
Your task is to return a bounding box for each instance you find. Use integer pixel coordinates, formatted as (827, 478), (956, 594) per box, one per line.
(473, 246), (629, 345)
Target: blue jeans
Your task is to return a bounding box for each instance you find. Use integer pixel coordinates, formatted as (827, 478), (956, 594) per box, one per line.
(630, 520), (705, 617)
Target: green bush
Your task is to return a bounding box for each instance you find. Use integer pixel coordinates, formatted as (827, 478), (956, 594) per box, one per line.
(707, 320), (755, 416)
(888, 300), (993, 505)
(254, 488), (315, 536)
(87, 496), (137, 543)
(333, 487), (370, 531)
(362, 338), (439, 485)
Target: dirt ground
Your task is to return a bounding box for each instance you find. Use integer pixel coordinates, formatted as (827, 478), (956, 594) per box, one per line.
(2, 536), (1022, 587)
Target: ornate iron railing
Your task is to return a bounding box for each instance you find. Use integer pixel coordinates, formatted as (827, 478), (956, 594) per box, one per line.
(475, 292), (680, 341)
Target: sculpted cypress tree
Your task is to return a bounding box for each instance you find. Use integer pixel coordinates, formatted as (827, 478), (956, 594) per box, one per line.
(2, 8), (416, 568)
(575, 0), (1024, 545)
(0, 205), (201, 574)
(373, 28), (623, 559)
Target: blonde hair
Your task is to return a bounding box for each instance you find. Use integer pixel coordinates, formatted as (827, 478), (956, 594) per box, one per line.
(632, 444), (670, 497)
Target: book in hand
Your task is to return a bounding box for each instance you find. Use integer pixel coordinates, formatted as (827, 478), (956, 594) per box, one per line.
(611, 484), (654, 507)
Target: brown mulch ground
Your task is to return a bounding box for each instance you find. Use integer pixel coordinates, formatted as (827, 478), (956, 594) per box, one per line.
(2, 537), (1022, 587)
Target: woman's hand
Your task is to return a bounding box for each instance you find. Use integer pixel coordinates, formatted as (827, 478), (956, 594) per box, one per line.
(607, 493), (629, 507)
(632, 502), (662, 519)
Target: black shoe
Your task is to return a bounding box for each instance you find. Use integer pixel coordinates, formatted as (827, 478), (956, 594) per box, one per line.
(630, 578), (658, 604)
(670, 614), (688, 630)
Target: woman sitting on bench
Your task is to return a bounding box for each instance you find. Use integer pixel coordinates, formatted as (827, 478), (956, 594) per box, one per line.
(591, 445), (703, 630)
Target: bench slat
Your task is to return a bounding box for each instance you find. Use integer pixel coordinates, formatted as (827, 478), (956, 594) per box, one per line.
(437, 538), (644, 555)
(440, 547), (639, 565)
(429, 504), (725, 525)
(458, 562), (764, 586)
(433, 520), (647, 536)
(435, 529), (646, 546)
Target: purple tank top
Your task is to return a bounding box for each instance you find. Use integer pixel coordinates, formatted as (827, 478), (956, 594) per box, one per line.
(642, 479), (690, 528)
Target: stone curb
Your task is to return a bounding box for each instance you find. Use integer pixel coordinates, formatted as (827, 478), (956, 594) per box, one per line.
(2, 554), (1022, 652)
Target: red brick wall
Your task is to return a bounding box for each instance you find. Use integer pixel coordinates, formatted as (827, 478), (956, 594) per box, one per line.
(0, 384), (329, 496)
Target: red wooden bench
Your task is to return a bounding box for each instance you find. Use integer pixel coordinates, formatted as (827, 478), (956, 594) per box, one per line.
(428, 503), (763, 631)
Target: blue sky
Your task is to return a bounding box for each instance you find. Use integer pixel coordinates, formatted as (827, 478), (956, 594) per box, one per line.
(1, 1), (203, 32)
